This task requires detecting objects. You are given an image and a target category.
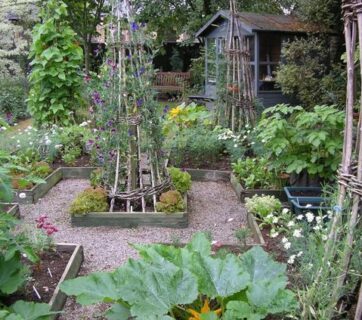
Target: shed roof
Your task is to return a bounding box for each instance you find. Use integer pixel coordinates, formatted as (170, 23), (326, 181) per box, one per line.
(195, 10), (322, 37)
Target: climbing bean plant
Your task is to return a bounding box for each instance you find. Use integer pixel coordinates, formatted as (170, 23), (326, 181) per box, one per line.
(28, 0), (83, 127)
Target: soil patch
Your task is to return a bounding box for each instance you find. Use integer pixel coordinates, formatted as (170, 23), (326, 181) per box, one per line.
(52, 154), (92, 169)
(4, 250), (72, 305)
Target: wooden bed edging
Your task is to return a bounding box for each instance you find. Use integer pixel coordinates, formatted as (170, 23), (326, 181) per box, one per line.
(230, 173), (287, 203)
(12, 167), (99, 204)
(1, 202), (21, 218)
(185, 168), (231, 182)
(49, 243), (84, 319)
(71, 195), (188, 228)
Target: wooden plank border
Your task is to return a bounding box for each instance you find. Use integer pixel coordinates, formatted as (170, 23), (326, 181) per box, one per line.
(49, 243), (84, 319)
(71, 196), (188, 228)
(0, 202), (20, 218)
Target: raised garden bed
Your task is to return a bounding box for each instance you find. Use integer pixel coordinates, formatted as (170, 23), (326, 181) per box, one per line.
(5, 243), (83, 319)
(13, 167), (98, 204)
(230, 173), (287, 203)
(71, 196), (188, 228)
(0, 202), (20, 217)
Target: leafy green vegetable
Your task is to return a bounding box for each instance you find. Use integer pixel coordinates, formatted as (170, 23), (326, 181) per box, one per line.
(61, 233), (297, 319)
(0, 301), (57, 320)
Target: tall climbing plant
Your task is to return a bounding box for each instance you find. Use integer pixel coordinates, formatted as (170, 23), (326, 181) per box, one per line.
(28, 0), (83, 127)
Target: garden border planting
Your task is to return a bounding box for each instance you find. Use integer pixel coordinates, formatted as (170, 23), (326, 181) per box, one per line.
(230, 173), (287, 203)
(49, 243), (84, 319)
(13, 167), (98, 204)
(71, 196), (188, 228)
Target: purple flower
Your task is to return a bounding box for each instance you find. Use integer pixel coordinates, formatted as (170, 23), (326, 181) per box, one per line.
(128, 129), (133, 136)
(163, 105), (170, 113)
(131, 22), (139, 32)
(84, 74), (91, 83)
(106, 120), (114, 127)
(141, 22), (146, 27)
(133, 66), (146, 78)
(136, 98), (143, 107)
(111, 128), (117, 134)
(91, 91), (103, 106)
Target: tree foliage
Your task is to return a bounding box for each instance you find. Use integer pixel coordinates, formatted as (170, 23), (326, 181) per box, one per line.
(28, 0), (83, 127)
(62, 0), (108, 72)
(133, 0), (283, 45)
(0, 0), (39, 78)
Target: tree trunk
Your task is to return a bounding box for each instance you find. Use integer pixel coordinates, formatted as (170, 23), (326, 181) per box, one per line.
(83, 41), (90, 73)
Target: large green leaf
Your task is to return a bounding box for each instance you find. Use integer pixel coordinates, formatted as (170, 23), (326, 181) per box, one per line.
(223, 301), (264, 320)
(240, 246), (290, 309)
(190, 253), (249, 299)
(0, 256), (28, 295)
(118, 258), (198, 319)
(4, 301), (57, 320)
(61, 271), (125, 305)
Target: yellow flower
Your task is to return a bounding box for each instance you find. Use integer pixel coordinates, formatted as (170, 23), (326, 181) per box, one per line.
(169, 106), (182, 119)
(187, 298), (222, 320)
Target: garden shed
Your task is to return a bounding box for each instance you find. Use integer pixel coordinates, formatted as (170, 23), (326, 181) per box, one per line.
(195, 10), (323, 107)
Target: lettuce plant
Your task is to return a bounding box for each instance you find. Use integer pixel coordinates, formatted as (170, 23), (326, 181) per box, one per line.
(61, 233), (297, 319)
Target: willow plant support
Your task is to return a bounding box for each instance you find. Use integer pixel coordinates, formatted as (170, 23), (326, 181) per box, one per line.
(316, 1), (362, 318)
(103, 0), (170, 213)
(223, 0), (255, 131)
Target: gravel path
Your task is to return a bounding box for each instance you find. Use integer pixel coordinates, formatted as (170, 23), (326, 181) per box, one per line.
(20, 179), (250, 319)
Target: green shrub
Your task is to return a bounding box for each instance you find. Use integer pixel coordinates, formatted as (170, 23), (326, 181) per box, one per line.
(256, 104), (344, 181)
(70, 187), (109, 215)
(167, 167), (191, 194)
(90, 168), (103, 188)
(156, 190), (185, 213)
(245, 195), (282, 218)
(31, 161), (53, 178)
(231, 157), (282, 189)
(0, 78), (29, 123)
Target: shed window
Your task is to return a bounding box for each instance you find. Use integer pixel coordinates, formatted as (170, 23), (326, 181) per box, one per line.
(206, 38), (217, 83)
(258, 33), (282, 91)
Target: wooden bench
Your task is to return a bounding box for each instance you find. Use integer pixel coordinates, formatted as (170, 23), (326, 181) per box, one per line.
(153, 72), (191, 94)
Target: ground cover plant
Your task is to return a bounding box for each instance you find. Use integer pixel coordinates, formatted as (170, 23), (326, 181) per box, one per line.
(61, 232), (297, 319)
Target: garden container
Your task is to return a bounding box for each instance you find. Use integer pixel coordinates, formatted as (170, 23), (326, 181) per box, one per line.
(284, 186), (322, 206)
(291, 197), (332, 215)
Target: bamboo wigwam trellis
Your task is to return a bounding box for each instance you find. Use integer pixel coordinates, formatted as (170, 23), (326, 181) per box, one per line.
(223, 0), (256, 131)
(319, 1), (362, 318)
(100, 0), (170, 213)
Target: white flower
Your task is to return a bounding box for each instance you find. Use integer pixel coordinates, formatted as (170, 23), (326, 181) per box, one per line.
(293, 229), (303, 238)
(261, 139), (266, 143)
(17, 140), (20, 143)
(287, 221), (295, 227)
(307, 263), (313, 269)
(79, 121), (88, 127)
(1, 126), (7, 131)
(250, 142), (255, 145)
(282, 208), (290, 215)
(287, 255), (296, 264)
(282, 237), (288, 244)
(234, 144), (238, 148)
(243, 135), (247, 139)
(272, 217), (279, 223)
(270, 231), (279, 238)
(284, 242), (291, 250)
(45, 139), (52, 146)
(55, 144), (63, 149)
(297, 214), (304, 220)
(305, 204), (313, 208)
(297, 251), (303, 257)
(29, 142), (33, 146)
(87, 120), (91, 123)
(315, 216), (322, 224)
(306, 212), (314, 223)
(266, 213), (274, 219)
(313, 225), (321, 231)
(19, 193), (26, 199)
(322, 234), (328, 241)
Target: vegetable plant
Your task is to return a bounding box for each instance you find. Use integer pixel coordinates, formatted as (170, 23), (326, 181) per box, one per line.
(61, 232), (297, 319)
(245, 195), (282, 218)
(168, 167), (192, 194)
(155, 190), (185, 213)
(28, 0), (84, 127)
(256, 104), (344, 181)
(232, 157), (283, 189)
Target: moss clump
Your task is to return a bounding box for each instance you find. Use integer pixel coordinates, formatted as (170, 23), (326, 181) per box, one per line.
(156, 190), (185, 214)
(168, 167), (191, 194)
(70, 187), (109, 215)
